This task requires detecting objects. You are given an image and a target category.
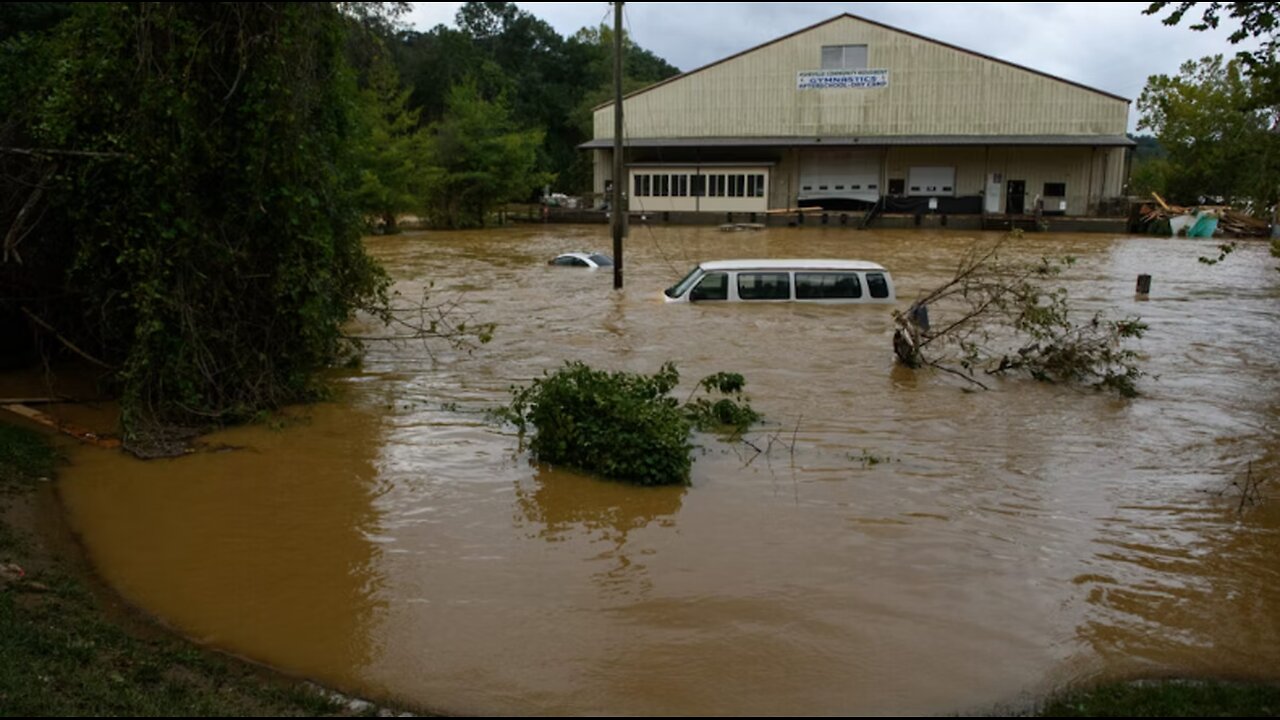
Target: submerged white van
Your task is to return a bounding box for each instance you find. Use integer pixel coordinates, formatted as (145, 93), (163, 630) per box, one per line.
(663, 259), (896, 304)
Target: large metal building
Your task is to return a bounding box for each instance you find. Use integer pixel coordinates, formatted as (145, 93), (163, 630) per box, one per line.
(583, 13), (1133, 219)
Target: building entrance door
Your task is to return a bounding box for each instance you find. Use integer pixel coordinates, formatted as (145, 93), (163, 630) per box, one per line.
(1006, 180), (1026, 215)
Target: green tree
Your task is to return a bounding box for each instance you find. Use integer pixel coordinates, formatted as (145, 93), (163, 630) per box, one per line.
(1146, 3), (1280, 257)
(1126, 134), (1170, 196)
(425, 80), (548, 228)
(1137, 55), (1280, 207)
(390, 2), (679, 194)
(1, 3), (389, 443)
(1145, 3), (1280, 66)
(353, 56), (435, 231)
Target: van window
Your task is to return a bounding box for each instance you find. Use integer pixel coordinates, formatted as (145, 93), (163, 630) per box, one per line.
(796, 272), (862, 299)
(865, 272), (890, 299)
(737, 272), (791, 300)
(690, 272), (728, 301)
(666, 267), (703, 299)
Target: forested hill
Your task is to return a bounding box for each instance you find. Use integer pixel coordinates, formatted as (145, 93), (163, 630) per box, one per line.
(390, 2), (681, 193)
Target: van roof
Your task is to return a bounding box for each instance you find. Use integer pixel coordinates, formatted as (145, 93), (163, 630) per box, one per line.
(698, 259), (887, 272)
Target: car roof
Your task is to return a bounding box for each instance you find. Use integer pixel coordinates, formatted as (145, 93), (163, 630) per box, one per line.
(697, 259), (887, 272)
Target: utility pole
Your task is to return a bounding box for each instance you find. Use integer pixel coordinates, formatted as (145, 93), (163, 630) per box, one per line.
(611, 1), (625, 290)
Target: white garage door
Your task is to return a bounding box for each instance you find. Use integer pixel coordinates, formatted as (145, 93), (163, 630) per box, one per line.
(907, 166), (956, 197)
(799, 150), (882, 203)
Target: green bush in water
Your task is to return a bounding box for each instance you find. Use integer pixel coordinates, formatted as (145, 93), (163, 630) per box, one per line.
(683, 371), (760, 433)
(505, 362), (760, 486)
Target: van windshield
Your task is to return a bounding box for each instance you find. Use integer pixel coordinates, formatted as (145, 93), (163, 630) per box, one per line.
(665, 267), (703, 299)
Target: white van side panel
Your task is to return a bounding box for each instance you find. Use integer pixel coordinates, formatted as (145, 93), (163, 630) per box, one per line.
(667, 265), (896, 304)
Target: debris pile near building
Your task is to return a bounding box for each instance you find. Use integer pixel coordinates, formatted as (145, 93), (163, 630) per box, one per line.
(1138, 192), (1271, 237)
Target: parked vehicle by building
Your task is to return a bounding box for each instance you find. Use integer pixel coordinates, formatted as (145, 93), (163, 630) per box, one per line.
(663, 259), (895, 303)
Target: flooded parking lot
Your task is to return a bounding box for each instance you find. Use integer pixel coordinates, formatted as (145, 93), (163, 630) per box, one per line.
(55, 225), (1280, 714)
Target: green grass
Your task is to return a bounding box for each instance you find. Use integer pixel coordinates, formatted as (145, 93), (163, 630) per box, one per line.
(0, 422), (352, 716)
(0, 581), (344, 716)
(1038, 680), (1280, 717)
(0, 423), (57, 490)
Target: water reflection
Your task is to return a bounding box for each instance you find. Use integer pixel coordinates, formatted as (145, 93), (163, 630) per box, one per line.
(514, 466), (685, 596)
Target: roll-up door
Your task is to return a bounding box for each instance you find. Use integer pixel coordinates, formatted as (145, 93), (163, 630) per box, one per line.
(799, 150), (882, 203)
(907, 166), (956, 197)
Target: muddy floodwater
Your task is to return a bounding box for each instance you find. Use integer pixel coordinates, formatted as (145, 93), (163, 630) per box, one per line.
(52, 225), (1280, 715)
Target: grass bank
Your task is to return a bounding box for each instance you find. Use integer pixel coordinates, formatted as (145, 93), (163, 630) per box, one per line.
(0, 421), (366, 716)
(1036, 679), (1280, 717)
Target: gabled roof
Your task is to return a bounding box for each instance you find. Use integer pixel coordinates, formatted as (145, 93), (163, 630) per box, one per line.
(594, 12), (1130, 111)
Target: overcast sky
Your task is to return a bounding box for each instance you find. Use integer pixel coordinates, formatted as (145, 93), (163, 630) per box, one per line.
(406, 2), (1260, 132)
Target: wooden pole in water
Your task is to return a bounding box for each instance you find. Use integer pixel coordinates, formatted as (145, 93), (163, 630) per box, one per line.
(1136, 274), (1152, 296)
(611, 1), (624, 290)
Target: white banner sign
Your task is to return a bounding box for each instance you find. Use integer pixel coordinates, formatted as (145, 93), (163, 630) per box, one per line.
(797, 69), (889, 90)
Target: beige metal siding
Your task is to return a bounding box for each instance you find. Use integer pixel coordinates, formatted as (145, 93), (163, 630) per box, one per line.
(1101, 147), (1127, 197)
(770, 150), (802, 209)
(985, 147), (1109, 215)
(597, 15), (1128, 140)
(593, 149), (612, 196)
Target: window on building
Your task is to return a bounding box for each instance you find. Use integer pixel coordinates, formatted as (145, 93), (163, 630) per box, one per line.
(821, 44), (868, 70)
(677, 174), (689, 197)
(692, 175), (706, 197)
(1044, 182), (1067, 197)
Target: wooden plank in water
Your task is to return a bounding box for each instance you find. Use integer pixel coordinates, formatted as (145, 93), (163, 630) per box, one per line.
(765, 206), (824, 215)
(1, 403), (121, 449)
(0, 397), (66, 405)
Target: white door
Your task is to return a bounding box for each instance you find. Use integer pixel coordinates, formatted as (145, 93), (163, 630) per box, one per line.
(907, 166), (956, 197)
(799, 150), (882, 203)
(985, 172), (1002, 213)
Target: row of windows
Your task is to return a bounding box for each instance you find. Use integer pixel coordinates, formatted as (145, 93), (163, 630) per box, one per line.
(634, 174), (1067, 199)
(690, 271), (890, 301)
(634, 173), (767, 198)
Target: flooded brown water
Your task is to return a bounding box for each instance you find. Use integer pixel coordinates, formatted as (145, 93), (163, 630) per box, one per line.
(52, 225), (1280, 715)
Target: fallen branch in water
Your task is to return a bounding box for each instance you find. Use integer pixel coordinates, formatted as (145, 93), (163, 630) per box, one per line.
(1234, 462), (1266, 514)
(892, 231), (1147, 397)
(344, 286), (495, 358)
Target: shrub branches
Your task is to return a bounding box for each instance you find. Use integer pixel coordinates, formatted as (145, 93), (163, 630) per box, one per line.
(893, 233), (1147, 397)
(504, 362), (760, 486)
